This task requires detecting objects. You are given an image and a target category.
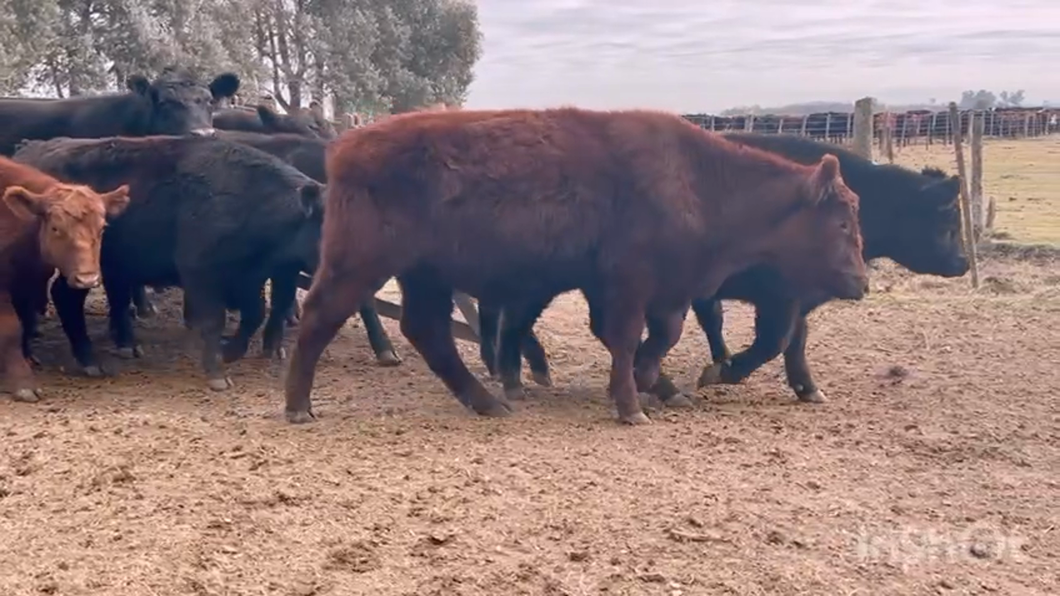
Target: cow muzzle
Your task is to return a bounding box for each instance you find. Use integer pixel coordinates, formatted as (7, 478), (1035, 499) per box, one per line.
(68, 273), (102, 290)
(836, 273), (870, 300)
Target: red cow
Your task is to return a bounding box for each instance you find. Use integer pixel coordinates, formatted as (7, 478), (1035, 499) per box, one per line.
(284, 107), (869, 425)
(0, 157), (130, 402)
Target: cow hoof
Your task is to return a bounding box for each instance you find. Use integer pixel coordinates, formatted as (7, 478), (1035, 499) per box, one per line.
(116, 346), (143, 359)
(262, 346), (287, 361)
(286, 409), (316, 424)
(207, 377), (234, 392)
(26, 355), (41, 368)
(285, 314), (300, 327)
(135, 303), (158, 319)
(798, 389), (826, 404)
(473, 396), (513, 417)
(531, 371), (553, 387)
(13, 388), (41, 403)
(81, 365), (105, 378)
(696, 361), (729, 388)
(663, 393), (695, 409)
(618, 411), (652, 425)
(375, 350), (402, 367)
(221, 340), (249, 364)
(503, 385), (528, 401)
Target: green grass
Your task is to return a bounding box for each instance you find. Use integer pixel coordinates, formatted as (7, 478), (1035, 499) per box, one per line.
(884, 135), (1060, 246)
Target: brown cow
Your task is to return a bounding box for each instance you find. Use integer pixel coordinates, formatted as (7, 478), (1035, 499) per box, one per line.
(0, 157), (130, 402)
(284, 107), (868, 425)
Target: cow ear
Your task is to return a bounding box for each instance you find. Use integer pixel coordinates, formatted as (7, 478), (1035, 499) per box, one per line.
(100, 184), (132, 217)
(209, 73), (240, 99)
(298, 183), (324, 216)
(256, 105), (281, 127)
(922, 175), (961, 212)
(806, 153), (841, 204)
(3, 186), (48, 221)
(126, 75), (150, 96)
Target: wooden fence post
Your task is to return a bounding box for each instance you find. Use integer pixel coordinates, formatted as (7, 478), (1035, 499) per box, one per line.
(882, 112), (895, 163)
(948, 102), (980, 289)
(852, 97), (874, 159)
(969, 111), (985, 239)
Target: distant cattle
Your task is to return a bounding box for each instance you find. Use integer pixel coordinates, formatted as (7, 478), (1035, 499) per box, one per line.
(14, 136), (323, 391)
(0, 156), (130, 402)
(0, 67), (240, 156)
(283, 107), (868, 425)
(213, 103), (336, 139)
(487, 132), (967, 404)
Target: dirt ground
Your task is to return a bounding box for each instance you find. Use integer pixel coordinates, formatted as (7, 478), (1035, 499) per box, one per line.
(1, 248), (1057, 596)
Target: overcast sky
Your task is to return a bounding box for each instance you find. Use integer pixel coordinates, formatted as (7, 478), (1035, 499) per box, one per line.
(465, 0), (1060, 112)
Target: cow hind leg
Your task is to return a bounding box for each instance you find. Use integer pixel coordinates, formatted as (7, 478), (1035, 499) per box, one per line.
(0, 296), (39, 402)
(398, 270), (512, 417)
(359, 300), (400, 366)
(184, 284), (234, 391)
(284, 268), (385, 423)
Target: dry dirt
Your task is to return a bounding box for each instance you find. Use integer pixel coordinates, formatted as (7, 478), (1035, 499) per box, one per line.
(1, 251), (1057, 596)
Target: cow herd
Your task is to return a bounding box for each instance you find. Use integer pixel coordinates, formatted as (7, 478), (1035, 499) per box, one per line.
(0, 66), (970, 426)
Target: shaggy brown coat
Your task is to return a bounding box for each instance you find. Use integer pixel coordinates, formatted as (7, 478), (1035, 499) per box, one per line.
(0, 156), (129, 402)
(284, 107), (868, 424)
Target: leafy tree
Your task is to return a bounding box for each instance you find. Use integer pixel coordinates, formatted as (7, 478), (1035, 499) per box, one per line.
(0, 0), (483, 119)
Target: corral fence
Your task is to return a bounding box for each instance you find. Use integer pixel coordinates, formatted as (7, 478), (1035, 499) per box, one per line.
(682, 106), (1059, 148)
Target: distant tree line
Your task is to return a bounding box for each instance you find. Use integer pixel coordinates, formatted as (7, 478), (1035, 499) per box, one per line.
(0, 0), (482, 117)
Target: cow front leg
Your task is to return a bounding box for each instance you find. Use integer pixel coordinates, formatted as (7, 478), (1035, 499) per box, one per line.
(398, 271), (512, 417)
(0, 296), (39, 402)
(782, 315), (826, 403)
(697, 297), (800, 388)
(51, 277), (105, 377)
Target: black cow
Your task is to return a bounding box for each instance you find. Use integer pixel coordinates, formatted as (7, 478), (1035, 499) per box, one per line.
(13, 135), (323, 391)
(200, 130), (399, 366)
(213, 103), (336, 140)
(0, 67), (240, 156)
(485, 132), (968, 403)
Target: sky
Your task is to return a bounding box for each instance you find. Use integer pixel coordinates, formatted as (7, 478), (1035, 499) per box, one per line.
(464, 0), (1060, 112)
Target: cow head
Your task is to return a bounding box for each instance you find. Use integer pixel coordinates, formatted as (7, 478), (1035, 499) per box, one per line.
(126, 67), (240, 137)
(256, 102), (336, 139)
(290, 182), (326, 273)
(869, 166), (968, 277)
(774, 154), (869, 301)
(3, 183), (131, 289)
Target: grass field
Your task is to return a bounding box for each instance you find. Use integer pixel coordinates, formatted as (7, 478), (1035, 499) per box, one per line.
(884, 134), (1060, 246)
(1, 135), (1058, 595)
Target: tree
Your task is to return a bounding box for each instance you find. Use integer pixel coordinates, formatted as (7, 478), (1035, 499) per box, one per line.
(959, 89), (997, 110)
(998, 89), (1025, 107)
(0, 0), (484, 119)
